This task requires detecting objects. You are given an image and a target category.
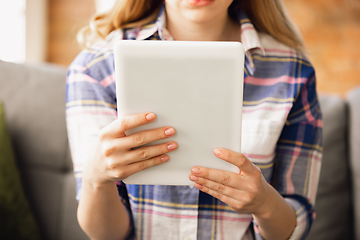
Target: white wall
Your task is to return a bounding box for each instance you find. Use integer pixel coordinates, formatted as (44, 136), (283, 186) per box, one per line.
(25, 0), (47, 63)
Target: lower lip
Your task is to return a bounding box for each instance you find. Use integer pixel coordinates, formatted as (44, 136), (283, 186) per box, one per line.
(187, 0), (215, 7)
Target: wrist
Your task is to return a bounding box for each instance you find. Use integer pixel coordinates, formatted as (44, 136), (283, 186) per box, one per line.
(251, 179), (297, 240)
(82, 173), (117, 191)
(252, 181), (279, 219)
(252, 185), (297, 240)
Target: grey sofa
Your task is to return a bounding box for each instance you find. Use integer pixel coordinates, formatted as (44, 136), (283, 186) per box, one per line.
(0, 59), (359, 240)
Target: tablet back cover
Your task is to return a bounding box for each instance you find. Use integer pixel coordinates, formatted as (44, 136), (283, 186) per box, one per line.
(114, 40), (245, 185)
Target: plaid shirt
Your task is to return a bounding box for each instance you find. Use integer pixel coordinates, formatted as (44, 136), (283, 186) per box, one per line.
(66, 4), (322, 240)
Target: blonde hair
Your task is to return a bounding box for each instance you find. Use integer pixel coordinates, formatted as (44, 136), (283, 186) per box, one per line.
(78, 0), (304, 52)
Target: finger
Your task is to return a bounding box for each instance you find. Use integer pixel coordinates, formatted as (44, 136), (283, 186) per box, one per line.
(121, 126), (176, 149)
(189, 174), (235, 197)
(190, 167), (239, 188)
(124, 154), (170, 177)
(123, 141), (177, 164)
(193, 182), (244, 212)
(214, 148), (256, 175)
(106, 112), (157, 138)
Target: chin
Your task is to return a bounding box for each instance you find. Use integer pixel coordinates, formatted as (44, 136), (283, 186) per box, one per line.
(182, 10), (216, 24)
(181, 3), (224, 24)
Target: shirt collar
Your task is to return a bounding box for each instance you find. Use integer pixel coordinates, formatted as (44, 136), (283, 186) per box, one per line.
(235, 11), (265, 75)
(135, 4), (173, 41)
(237, 12), (265, 54)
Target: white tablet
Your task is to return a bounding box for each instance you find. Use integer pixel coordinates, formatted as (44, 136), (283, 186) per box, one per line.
(114, 40), (245, 185)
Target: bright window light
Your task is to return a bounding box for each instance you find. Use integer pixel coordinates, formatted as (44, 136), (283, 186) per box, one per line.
(0, 0), (26, 63)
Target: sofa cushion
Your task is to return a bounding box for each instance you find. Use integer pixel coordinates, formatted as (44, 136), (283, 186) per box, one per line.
(20, 168), (88, 240)
(307, 95), (353, 240)
(0, 60), (72, 171)
(0, 102), (41, 240)
(0, 60), (88, 240)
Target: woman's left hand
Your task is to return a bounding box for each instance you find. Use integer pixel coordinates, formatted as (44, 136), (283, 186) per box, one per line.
(189, 148), (271, 216)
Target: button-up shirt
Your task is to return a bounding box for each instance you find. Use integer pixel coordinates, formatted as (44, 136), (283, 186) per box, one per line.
(66, 4), (322, 240)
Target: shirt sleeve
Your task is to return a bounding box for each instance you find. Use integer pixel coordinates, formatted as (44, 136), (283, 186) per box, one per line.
(65, 49), (135, 237)
(253, 65), (322, 240)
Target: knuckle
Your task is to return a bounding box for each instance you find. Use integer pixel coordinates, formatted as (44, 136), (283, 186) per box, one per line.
(106, 158), (117, 171)
(213, 191), (222, 200)
(220, 171), (231, 184)
(247, 182), (257, 195)
(222, 149), (231, 159)
(203, 186), (210, 194)
(198, 177), (207, 185)
(237, 155), (246, 167)
(243, 186), (256, 204)
(244, 192), (255, 203)
(234, 202), (244, 212)
(152, 158), (161, 167)
(134, 133), (145, 145)
(101, 143), (115, 157)
(98, 128), (108, 141)
(216, 183), (225, 191)
(253, 165), (262, 177)
(138, 149), (149, 159)
(118, 118), (128, 131)
(153, 158), (161, 166)
(201, 169), (209, 178)
(154, 156), (162, 166)
(226, 150), (232, 159)
(112, 169), (125, 179)
(138, 160), (148, 171)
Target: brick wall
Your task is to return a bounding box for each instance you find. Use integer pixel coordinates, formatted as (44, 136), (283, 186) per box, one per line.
(47, 0), (95, 66)
(284, 0), (360, 97)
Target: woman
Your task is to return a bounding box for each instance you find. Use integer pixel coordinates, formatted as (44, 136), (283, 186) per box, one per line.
(66, 0), (322, 239)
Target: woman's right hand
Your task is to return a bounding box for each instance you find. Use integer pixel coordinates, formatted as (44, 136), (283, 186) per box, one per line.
(82, 112), (177, 187)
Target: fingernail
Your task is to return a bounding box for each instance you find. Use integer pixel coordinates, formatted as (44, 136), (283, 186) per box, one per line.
(191, 167), (201, 174)
(161, 155), (169, 162)
(165, 128), (175, 136)
(146, 113), (155, 121)
(195, 183), (203, 189)
(167, 143), (177, 150)
(214, 148), (222, 156)
(189, 175), (199, 181)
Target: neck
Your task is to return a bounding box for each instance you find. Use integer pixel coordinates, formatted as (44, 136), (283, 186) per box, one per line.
(165, 6), (240, 42)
